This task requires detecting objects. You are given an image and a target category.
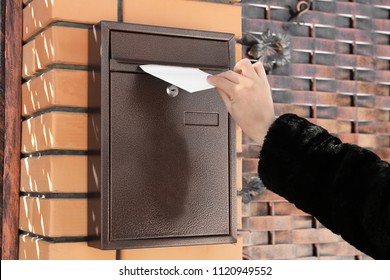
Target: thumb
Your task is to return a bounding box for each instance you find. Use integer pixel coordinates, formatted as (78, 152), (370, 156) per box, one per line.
(207, 76), (233, 112)
(206, 75), (218, 86)
(207, 75), (234, 97)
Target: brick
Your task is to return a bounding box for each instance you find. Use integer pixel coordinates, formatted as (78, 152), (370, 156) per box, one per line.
(19, 196), (87, 237)
(22, 40), (36, 78)
(337, 94), (353, 107)
(23, 0), (117, 41)
(377, 135), (389, 148)
(312, 119), (338, 134)
(338, 133), (378, 148)
(272, 90), (313, 105)
(359, 122), (390, 135)
(251, 189), (286, 203)
(120, 237), (242, 260)
(357, 81), (376, 95)
(236, 196), (242, 229)
(356, 95), (375, 108)
(273, 202), (309, 216)
(236, 125), (242, 153)
(236, 157), (242, 191)
(22, 112), (87, 153)
(243, 216), (313, 231)
(337, 107), (376, 122)
(375, 45), (390, 59)
(239, 231), (250, 246)
(312, 119), (351, 134)
(373, 148), (390, 161)
(122, 0), (242, 62)
(290, 37), (314, 52)
(268, 75), (292, 90)
(318, 241), (364, 257)
(274, 103), (311, 118)
(21, 155), (87, 193)
(357, 134), (378, 148)
(274, 230), (294, 244)
(244, 244), (303, 260)
(242, 216), (292, 231)
(37, 26), (88, 67)
(337, 106), (357, 121)
(373, 18), (390, 34)
(291, 64), (336, 80)
(338, 133), (358, 145)
(19, 234), (116, 260)
(375, 96), (390, 110)
(241, 143), (261, 158)
(375, 58), (390, 71)
(376, 70), (390, 84)
(292, 228), (342, 244)
(22, 69), (88, 116)
(240, 230), (269, 246)
(235, 44), (242, 63)
(22, 26), (89, 78)
(335, 27), (371, 43)
(243, 158), (259, 173)
(315, 106), (337, 119)
(376, 109), (389, 122)
(296, 256), (356, 260)
(337, 120), (353, 134)
(243, 202), (268, 217)
(335, 54), (375, 69)
(123, 0), (241, 38)
(357, 108), (376, 122)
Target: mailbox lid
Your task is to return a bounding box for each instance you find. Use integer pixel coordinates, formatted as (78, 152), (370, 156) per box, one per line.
(110, 30), (230, 68)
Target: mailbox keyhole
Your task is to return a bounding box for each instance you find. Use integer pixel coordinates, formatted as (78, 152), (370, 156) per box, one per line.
(166, 85), (179, 97)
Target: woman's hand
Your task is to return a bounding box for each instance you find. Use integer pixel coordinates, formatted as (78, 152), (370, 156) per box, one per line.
(207, 58), (275, 146)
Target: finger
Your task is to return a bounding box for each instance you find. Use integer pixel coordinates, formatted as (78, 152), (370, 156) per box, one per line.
(207, 75), (232, 109)
(217, 70), (241, 84)
(253, 62), (267, 80)
(216, 88), (233, 112)
(207, 75), (235, 99)
(233, 58), (258, 79)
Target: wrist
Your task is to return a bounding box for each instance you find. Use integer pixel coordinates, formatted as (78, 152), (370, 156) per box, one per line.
(250, 128), (269, 146)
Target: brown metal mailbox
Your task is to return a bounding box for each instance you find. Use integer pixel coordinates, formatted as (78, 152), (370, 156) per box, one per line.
(88, 21), (236, 249)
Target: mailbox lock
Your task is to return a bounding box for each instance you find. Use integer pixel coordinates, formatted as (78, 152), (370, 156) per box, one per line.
(166, 85), (179, 97)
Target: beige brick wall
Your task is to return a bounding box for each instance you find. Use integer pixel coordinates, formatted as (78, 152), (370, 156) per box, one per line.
(20, 0), (243, 260)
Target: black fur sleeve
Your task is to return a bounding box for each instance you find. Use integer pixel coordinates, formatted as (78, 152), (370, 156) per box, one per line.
(258, 113), (390, 259)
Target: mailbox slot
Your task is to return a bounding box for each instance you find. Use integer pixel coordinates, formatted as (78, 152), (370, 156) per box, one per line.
(110, 31), (230, 68)
(88, 21), (236, 249)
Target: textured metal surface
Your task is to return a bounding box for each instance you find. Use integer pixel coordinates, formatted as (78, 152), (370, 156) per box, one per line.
(110, 72), (230, 241)
(111, 31), (230, 68)
(88, 21), (236, 249)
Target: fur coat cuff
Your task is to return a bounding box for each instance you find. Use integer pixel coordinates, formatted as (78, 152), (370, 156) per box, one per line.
(258, 113), (390, 259)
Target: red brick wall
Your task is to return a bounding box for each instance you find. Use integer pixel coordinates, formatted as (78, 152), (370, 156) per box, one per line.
(240, 0), (389, 260)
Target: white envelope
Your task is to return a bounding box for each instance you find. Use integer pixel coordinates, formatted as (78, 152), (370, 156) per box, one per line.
(140, 64), (215, 93)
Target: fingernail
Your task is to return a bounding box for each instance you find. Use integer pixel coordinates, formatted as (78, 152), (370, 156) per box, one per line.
(207, 75), (213, 79)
